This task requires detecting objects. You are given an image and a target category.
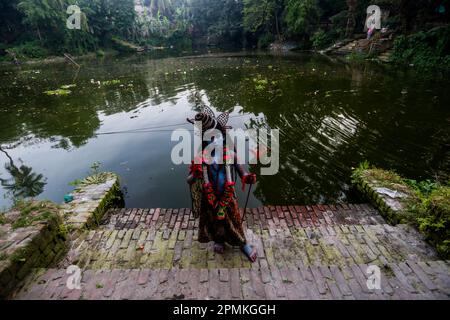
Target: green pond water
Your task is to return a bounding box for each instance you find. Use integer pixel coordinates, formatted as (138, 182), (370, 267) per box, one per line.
(0, 52), (449, 210)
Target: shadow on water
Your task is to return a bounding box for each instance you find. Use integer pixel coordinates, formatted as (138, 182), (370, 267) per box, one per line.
(0, 52), (449, 209)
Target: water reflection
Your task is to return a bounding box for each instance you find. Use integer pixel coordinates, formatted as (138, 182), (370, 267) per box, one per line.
(0, 53), (449, 209)
(0, 146), (47, 200)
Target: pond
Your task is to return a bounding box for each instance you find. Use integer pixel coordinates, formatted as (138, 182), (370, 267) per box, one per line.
(0, 51), (449, 210)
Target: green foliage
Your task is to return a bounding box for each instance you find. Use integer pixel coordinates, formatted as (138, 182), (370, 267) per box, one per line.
(417, 186), (450, 258)
(253, 77), (269, 90)
(76, 173), (109, 187)
(257, 33), (275, 49)
(284, 0), (321, 37)
(101, 80), (121, 86)
(352, 162), (450, 259)
(0, 0), (136, 58)
(329, 9), (348, 39)
(68, 179), (83, 187)
(350, 160), (370, 183)
(0, 252), (8, 261)
(10, 200), (60, 230)
(96, 49), (105, 57)
(346, 52), (369, 62)
(8, 41), (49, 59)
(58, 223), (69, 239)
(311, 29), (332, 50)
(391, 26), (450, 70)
(243, 0), (278, 34)
(90, 161), (101, 174)
(2, 0), (449, 64)
(9, 247), (30, 263)
(44, 89), (72, 96)
(187, 0), (244, 47)
(404, 179), (439, 198)
(69, 161), (106, 187)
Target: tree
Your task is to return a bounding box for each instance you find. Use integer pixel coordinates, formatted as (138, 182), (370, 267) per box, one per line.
(17, 0), (67, 43)
(0, 0), (25, 44)
(243, 0), (283, 40)
(345, 0), (357, 36)
(149, 0), (173, 18)
(186, 0), (244, 46)
(285, 0), (321, 37)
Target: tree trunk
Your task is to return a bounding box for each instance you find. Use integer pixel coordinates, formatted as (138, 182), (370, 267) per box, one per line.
(36, 26), (43, 44)
(346, 0), (358, 37)
(275, 9), (281, 41)
(399, 0), (409, 33)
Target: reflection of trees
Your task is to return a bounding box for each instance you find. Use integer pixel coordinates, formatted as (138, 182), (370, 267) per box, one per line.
(0, 146), (47, 199)
(184, 55), (450, 205)
(1, 54), (448, 205)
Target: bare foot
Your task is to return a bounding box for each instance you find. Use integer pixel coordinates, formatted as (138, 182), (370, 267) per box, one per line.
(242, 244), (257, 263)
(214, 243), (225, 254)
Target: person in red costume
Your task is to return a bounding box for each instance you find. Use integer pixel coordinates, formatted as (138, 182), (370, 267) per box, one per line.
(187, 106), (257, 262)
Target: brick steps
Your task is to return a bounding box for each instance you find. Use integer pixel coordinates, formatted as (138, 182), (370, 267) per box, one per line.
(14, 260), (450, 300)
(11, 204), (450, 300)
(99, 205), (385, 231)
(65, 223), (437, 270)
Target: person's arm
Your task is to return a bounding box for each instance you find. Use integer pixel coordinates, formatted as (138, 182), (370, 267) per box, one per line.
(232, 150), (256, 185)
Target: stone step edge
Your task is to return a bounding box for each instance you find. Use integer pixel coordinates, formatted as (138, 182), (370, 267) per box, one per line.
(99, 204), (385, 230)
(13, 259), (450, 300)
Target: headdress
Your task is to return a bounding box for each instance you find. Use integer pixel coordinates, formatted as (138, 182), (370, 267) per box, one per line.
(187, 105), (230, 132)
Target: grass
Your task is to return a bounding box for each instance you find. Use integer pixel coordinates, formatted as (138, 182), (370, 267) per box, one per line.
(352, 161), (415, 195)
(69, 161), (109, 187)
(417, 186), (450, 258)
(70, 172), (109, 187)
(9, 247), (30, 263)
(9, 200), (60, 230)
(352, 161), (450, 259)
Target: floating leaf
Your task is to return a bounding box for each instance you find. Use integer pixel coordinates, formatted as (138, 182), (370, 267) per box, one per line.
(61, 84), (77, 89)
(44, 89), (72, 96)
(102, 79), (121, 86)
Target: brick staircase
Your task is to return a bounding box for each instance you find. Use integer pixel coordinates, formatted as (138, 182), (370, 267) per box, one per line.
(12, 204), (450, 300)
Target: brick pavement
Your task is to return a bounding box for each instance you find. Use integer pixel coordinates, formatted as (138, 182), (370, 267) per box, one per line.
(12, 204), (450, 300)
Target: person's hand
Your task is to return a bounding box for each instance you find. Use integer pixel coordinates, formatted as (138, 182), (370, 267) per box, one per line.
(242, 173), (256, 185)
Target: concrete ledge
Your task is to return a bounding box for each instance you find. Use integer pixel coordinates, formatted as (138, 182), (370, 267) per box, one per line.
(0, 201), (67, 298)
(62, 172), (122, 234)
(352, 167), (419, 224)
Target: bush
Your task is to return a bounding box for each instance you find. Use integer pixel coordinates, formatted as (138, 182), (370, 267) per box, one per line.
(8, 41), (49, 59)
(257, 33), (275, 49)
(391, 26), (450, 70)
(311, 29), (332, 50)
(417, 186), (450, 258)
(329, 10), (348, 39)
(352, 162), (450, 259)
